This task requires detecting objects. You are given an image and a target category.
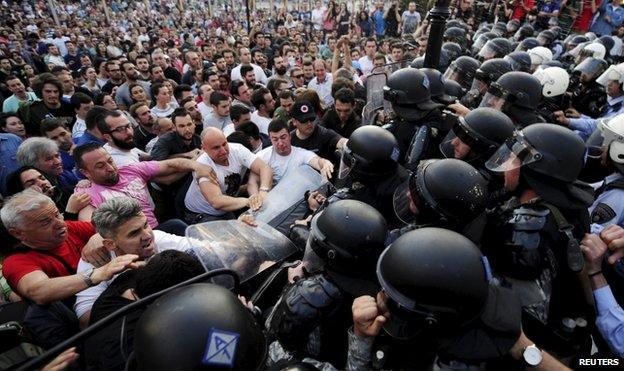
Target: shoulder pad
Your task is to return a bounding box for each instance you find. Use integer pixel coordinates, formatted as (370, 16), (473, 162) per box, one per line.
(288, 274), (342, 312)
(511, 206), (549, 231)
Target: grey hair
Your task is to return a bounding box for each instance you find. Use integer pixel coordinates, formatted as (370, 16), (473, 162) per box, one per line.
(92, 197), (143, 238)
(335, 67), (353, 80)
(1, 189), (55, 229)
(16, 137), (59, 168)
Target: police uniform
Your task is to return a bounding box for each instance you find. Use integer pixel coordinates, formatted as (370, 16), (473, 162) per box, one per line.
(589, 173), (624, 233)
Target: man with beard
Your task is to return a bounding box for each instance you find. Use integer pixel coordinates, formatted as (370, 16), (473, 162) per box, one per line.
(250, 87), (275, 134)
(151, 108), (201, 161)
(19, 73), (74, 137)
(96, 109), (149, 167)
(230, 47), (268, 85)
(213, 53), (229, 75)
(135, 56), (151, 81)
(268, 55), (290, 85)
(115, 62), (152, 111)
(129, 103), (157, 151)
(73, 142), (217, 228)
(181, 97), (204, 134)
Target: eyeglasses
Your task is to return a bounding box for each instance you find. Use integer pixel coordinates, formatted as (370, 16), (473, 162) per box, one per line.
(293, 74), (304, 78)
(107, 124), (132, 134)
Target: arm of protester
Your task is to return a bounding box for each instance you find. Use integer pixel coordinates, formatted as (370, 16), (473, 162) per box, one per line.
(65, 192), (91, 214)
(42, 347), (80, 371)
(81, 233), (111, 267)
(152, 158), (217, 185)
(309, 156), (334, 180)
(247, 172), (261, 196)
(78, 204), (95, 222)
(15, 255), (140, 305)
(198, 178), (250, 212)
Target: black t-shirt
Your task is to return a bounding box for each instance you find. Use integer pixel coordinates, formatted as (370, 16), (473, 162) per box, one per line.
(101, 79), (124, 94)
(150, 131), (201, 161)
(164, 66), (182, 84)
(85, 270), (142, 371)
(134, 124), (156, 151)
(290, 124), (342, 162)
(320, 109), (361, 139)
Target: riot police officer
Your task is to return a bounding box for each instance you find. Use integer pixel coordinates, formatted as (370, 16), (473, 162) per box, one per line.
(478, 38), (513, 61)
(460, 58), (512, 109)
(382, 68), (443, 164)
(480, 71), (545, 127)
(569, 57), (608, 119)
(267, 200), (387, 368)
(443, 55), (481, 90)
(419, 68), (455, 105)
(504, 51), (533, 72)
(533, 67), (571, 123)
(483, 124), (595, 359)
(390, 158), (489, 244)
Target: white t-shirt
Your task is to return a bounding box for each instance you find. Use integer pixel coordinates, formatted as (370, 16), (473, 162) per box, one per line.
(250, 111), (272, 135)
(230, 63), (268, 85)
(184, 143), (257, 216)
(103, 143), (147, 168)
(222, 123), (235, 136)
(72, 116), (86, 139)
(358, 55), (375, 76)
(257, 145), (316, 184)
(198, 101), (213, 120)
(73, 230), (192, 319)
(311, 7), (325, 30)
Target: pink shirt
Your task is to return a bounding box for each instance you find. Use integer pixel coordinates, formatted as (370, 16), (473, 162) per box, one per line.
(80, 161), (161, 228)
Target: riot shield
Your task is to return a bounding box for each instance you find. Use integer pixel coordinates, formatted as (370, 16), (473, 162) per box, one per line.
(252, 164), (327, 229)
(185, 220), (298, 286)
(362, 71), (390, 126)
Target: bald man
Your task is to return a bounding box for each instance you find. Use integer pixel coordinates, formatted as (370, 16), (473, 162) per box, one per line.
(183, 128), (273, 223)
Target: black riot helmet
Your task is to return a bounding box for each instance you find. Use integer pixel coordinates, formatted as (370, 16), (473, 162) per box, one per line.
(514, 24), (534, 41)
(444, 27), (467, 45)
(444, 79), (465, 100)
(442, 42), (463, 61)
(310, 199), (387, 277)
(420, 68), (454, 104)
(537, 29), (556, 46)
(134, 283), (267, 371)
(568, 35), (589, 51)
(409, 56), (424, 68)
(574, 57), (608, 83)
(480, 71), (542, 111)
(478, 38), (512, 60)
(383, 68), (443, 121)
(470, 58), (512, 94)
(338, 125), (401, 179)
(446, 19), (464, 30)
(486, 123), (586, 183)
(471, 32), (497, 55)
(440, 107), (515, 163)
(515, 37), (540, 52)
(504, 51), (532, 72)
(377, 227), (490, 339)
(444, 56), (481, 89)
(394, 159), (489, 227)
(438, 48), (452, 72)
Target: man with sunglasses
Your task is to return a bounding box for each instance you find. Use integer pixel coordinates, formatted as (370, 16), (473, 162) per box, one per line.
(290, 100), (346, 163)
(290, 67), (306, 89)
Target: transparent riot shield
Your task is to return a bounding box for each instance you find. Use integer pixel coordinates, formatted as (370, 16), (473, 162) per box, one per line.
(185, 220), (298, 286)
(362, 71), (390, 126)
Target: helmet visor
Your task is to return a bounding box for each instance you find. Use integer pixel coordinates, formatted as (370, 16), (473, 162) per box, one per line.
(469, 78), (488, 94)
(392, 179), (416, 225)
(597, 65), (624, 87)
(479, 92), (505, 110)
(338, 147), (355, 179)
(478, 43), (500, 60)
(574, 58), (607, 80)
(485, 133), (543, 172)
(439, 120), (475, 159)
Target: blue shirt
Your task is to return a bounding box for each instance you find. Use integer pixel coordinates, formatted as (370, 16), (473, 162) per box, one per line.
(589, 173), (624, 233)
(594, 285), (624, 357)
(74, 131), (106, 147)
(0, 133), (22, 196)
(569, 95), (624, 141)
(372, 9), (385, 36)
(591, 2), (624, 37)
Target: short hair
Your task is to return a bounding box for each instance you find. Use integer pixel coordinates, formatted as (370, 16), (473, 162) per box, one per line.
(391, 42), (404, 51)
(230, 104), (251, 122)
(129, 102), (149, 118)
(237, 121), (260, 140)
(74, 143), (105, 170)
(240, 64), (254, 77)
(173, 84), (192, 101)
(85, 105), (110, 130)
(134, 250), (205, 298)
(229, 80), (246, 97)
(93, 93), (113, 106)
(5, 166), (45, 196)
(30, 73), (62, 99)
(150, 82), (166, 98)
(204, 69), (218, 81)
(374, 53), (386, 62)
(92, 197), (143, 238)
(171, 107), (190, 125)
(0, 112), (20, 130)
(302, 60), (313, 68)
(16, 137), (58, 168)
(334, 87), (356, 105)
(4, 74), (21, 83)
(1, 189), (54, 230)
(365, 37), (377, 46)
(267, 78), (288, 97)
(210, 91), (229, 106)
(279, 90), (296, 101)
(331, 78), (355, 97)
(250, 87), (270, 110)
(213, 53), (224, 60)
(40, 117), (69, 136)
(226, 131), (252, 151)
(95, 109), (122, 134)
(268, 118), (289, 134)
(70, 92), (93, 110)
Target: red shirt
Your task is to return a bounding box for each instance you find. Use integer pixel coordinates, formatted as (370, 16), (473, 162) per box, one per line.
(2, 221), (95, 291)
(512, 0), (536, 20)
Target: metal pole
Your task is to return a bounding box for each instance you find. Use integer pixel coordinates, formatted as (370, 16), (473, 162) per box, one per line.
(246, 0), (251, 32)
(46, 0), (60, 27)
(423, 0), (451, 69)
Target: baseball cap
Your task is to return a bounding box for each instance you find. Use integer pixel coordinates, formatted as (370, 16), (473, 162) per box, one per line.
(291, 100), (316, 122)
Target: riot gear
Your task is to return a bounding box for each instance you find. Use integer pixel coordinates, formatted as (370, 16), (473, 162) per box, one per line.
(134, 283), (267, 371)
(528, 46), (553, 71)
(443, 56), (480, 89)
(598, 35), (615, 56)
(491, 22), (508, 37)
(480, 71), (542, 112)
(504, 51), (532, 72)
(570, 57), (609, 118)
(585, 31), (598, 41)
(420, 68), (454, 104)
(442, 42), (463, 61)
(339, 125), (400, 179)
(471, 32), (497, 56)
(537, 29), (556, 47)
(566, 35), (589, 52)
(444, 79), (465, 100)
(597, 63), (624, 89)
(579, 42), (606, 61)
(514, 24), (535, 41)
(574, 57), (608, 83)
(443, 27), (467, 46)
(599, 114), (624, 173)
(377, 227), (490, 338)
(383, 68), (442, 121)
(478, 38), (512, 61)
(461, 58), (511, 109)
(516, 37), (540, 52)
(440, 107), (515, 164)
(533, 67), (570, 98)
(409, 56), (424, 69)
(506, 19), (521, 34)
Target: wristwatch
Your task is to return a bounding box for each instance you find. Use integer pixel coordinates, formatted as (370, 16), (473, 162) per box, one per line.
(81, 268), (96, 287)
(259, 186), (270, 192)
(522, 344), (543, 367)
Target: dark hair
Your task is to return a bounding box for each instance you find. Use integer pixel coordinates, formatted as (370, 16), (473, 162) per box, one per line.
(4, 74), (21, 83)
(5, 166), (50, 197)
(279, 90), (296, 100)
(204, 69), (218, 81)
(267, 78), (288, 98)
(210, 91), (230, 106)
(240, 64), (254, 77)
(85, 105), (110, 130)
(74, 143), (105, 169)
(237, 121), (260, 140)
(226, 131), (253, 151)
(171, 107), (190, 125)
(95, 109), (122, 134)
(70, 92), (93, 110)
(150, 82), (166, 99)
(268, 118), (289, 134)
(129, 102), (149, 118)
(31, 73), (63, 99)
(250, 87), (270, 110)
(134, 250), (205, 298)
(0, 112), (20, 130)
(40, 117), (69, 135)
(331, 78), (355, 97)
(230, 104), (251, 122)
(173, 84), (192, 101)
(229, 80), (246, 97)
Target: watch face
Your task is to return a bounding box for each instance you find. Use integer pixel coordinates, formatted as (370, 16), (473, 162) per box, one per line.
(524, 346), (542, 366)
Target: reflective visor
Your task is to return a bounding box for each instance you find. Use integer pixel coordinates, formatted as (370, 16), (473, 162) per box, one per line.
(485, 133), (543, 172)
(338, 147), (356, 179)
